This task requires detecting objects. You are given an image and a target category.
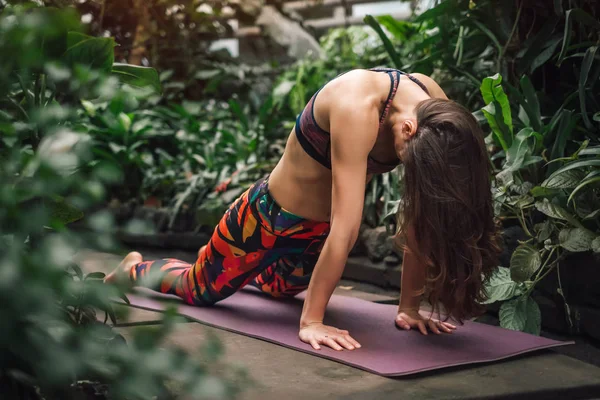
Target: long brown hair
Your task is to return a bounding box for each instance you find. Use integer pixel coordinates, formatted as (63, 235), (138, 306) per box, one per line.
(399, 98), (501, 323)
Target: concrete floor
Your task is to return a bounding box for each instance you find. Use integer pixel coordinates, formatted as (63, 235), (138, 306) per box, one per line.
(79, 250), (600, 400)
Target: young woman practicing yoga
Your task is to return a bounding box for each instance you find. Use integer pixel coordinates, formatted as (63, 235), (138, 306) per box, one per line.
(106, 67), (500, 352)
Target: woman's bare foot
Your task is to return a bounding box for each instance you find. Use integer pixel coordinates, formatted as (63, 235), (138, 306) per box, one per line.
(104, 251), (143, 285)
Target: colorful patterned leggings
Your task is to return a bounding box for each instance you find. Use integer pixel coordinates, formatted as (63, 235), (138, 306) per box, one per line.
(130, 177), (331, 305)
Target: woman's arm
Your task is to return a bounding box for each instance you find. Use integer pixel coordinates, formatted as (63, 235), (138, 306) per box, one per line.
(299, 72), (380, 351)
(394, 227), (457, 335)
(397, 226), (426, 312)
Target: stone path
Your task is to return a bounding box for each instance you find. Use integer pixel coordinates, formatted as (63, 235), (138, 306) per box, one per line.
(77, 250), (600, 400)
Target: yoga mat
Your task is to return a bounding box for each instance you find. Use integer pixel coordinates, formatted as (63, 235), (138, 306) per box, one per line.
(122, 288), (573, 377)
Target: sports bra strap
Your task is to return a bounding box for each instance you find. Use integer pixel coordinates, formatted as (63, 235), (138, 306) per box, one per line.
(378, 70), (402, 127)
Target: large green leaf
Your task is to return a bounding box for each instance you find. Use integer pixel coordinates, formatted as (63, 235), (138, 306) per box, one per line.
(504, 128), (540, 172)
(534, 199), (581, 227)
(523, 297), (542, 335)
(559, 228), (597, 252)
(548, 159), (600, 179)
(112, 63), (161, 93)
(480, 74), (512, 151)
(499, 296), (541, 335)
(579, 46), (598, 131)
(541, 169), (585, 189)
(510, 244), (541, 282)
(63, 32), (115, 73)
(481, 267), (524, 305)
(364, 15), (402, 69)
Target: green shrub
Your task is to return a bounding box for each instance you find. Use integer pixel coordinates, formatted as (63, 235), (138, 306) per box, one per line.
(0, 5), (243, 398)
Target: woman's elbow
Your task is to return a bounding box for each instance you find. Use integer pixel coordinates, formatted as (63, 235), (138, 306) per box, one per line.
(328, 225), (360, 254)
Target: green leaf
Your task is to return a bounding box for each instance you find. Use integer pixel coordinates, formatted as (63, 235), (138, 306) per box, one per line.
(523, 297), (542, 335)
(470, 19), (502, 52)
(583, 209), (600, 220)
(531, 37), (562, 73)
(500, 296), (541, 334)
(504, 128), (538, 172)
(194, 69), (221, 80)
(376, 16), (414, 41)
(519, 76), (542, 132)
(481, 267), (524, 304)
(530, 186), (558, 198)
(548, 159), (600, 179)
(50, 196), (84, 225)
(554, 0), (563, 15)
(63, 32), (115, 73)
(510, 244), (541, 282)
(534, 199), (581, 227)
(558, 9), (600, 64)
(541, 169), (585, 189)
(228, 100), (248, 131)
(413, 0), (452, 22)
(518, 17), (559, 75)
(579, 46), (598, 131)
(364, 15), (402, 69)
(534, 220), (553, 242)
(480, 74), (513, 151)
(118, 112), (132, 132)
(549, 110), (575, 169)
(112, 63), (161, 93)
(592, 237), (600, 253)
(81, 100), (96, 117)
(559, 228), (597, 252)
(579, 146), (600, 156)
(567, 172), (600, 204)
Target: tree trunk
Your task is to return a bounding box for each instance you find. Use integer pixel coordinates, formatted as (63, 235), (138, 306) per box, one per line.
(128, 0), (151, 65)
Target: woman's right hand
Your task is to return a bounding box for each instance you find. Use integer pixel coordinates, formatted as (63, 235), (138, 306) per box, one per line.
(299, 322), (361, 351)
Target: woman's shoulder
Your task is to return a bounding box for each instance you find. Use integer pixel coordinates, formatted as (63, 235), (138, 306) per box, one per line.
(408, 73), (448, 99)
(325, 69), (387, 100)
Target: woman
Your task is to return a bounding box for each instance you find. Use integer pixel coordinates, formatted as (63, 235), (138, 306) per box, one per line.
(106, 67), (500, 352)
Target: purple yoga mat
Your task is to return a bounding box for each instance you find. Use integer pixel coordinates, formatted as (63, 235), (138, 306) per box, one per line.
(122, 288), (573, 376)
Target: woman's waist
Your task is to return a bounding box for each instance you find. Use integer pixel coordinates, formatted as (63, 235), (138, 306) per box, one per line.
(267, 162), (332, 222)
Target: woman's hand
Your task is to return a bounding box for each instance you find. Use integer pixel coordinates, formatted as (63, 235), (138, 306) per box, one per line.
(395, 309), (457, 335)
(299, 322), (361, 351)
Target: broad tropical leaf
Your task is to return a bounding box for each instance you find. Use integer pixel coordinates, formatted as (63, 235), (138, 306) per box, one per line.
(559, 228), (597, 252)
(510, 244), (541, 282)
(481, 267), (524, 304)
(63, 32), (115, 73)
(499, 296), (541, 335)
(541, 169), (585, 189)
(535, 199), (581, 227)
(112, 63), (161, 93)
(548, 159), (600, 180)
(480, 74), (513, 151)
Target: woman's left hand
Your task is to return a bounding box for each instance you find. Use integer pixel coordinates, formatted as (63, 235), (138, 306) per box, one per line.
(395, 309), (457, 335)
